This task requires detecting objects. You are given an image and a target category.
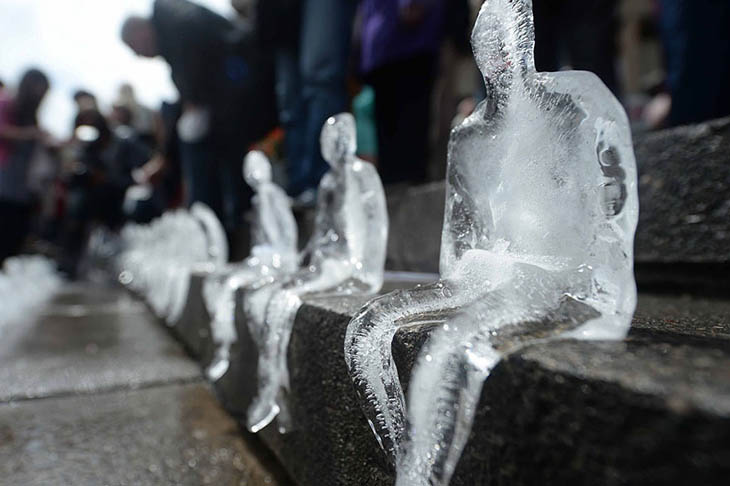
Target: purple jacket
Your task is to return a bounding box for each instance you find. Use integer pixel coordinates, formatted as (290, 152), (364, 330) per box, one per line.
(359, 0), (446, 74)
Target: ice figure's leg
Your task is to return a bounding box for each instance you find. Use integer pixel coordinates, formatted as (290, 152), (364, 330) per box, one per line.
(247, 288), (302, 433)
(247, 268), (351, 433)
(204, 270), (259, 381)
(396, 274), (599, 486)
(344, 282), (472, 464)
(396, 325), (499, 486)
(203, 274), (232, 380)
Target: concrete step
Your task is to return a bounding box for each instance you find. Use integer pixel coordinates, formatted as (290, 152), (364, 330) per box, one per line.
(168, 275), (730, 486)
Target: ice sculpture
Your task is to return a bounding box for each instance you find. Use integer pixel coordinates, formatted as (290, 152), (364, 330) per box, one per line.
(114, 204), (224, 325)
(245, 113), (388, 433)
(202, 151), (298, 381)
(164, 203), (228, 324)
(345, 1), (639, 485)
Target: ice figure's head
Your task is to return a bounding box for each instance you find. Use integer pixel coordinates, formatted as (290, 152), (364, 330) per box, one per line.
(320, 113), (356, 167)
(243, 150), (272, 189)
(472, 0), (535, 87)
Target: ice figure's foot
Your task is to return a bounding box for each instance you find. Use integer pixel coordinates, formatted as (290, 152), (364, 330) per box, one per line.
(205, 346), (230, 381)
(247, 397), (281, 433)
(276, 395), (293, 434)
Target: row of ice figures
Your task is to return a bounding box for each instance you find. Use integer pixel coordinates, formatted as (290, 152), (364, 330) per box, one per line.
(116, 1), (641, 484)
(0, 255), (62, 334)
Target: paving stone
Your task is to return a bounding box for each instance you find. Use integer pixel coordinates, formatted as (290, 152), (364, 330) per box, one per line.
(0, 284), (199, 402)
(0, 382), (292, 486)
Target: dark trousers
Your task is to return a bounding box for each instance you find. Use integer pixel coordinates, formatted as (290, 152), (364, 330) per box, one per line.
(275, 0), (356, 196)
(533, 0), (619, 94)
(180, 137), (250, 241)
(0, 199), (31, 263)
(370, 53), (436, 186)
(660, 0), (730, 126)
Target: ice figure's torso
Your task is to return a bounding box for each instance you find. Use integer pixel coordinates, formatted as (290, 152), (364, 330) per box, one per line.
(304, 158), (387, 292)
(441, 70), (638, 319)
(249, 182), (299, 271)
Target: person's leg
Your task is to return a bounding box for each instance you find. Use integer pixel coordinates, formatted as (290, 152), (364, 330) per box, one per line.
(0, 200), (30, 263)
(392, 54), (435, 185)
(371, 65), (399, 185)
(661, 0), (730, 125)
(216, 142), (249, 237)
(275, 47), (308, 196)
(180, 139), (219, 213)
(297, 0), (356, 193)
(564, 0), (619, 94)
(532, 0), (561, 73)
(371, 55), (435, 185)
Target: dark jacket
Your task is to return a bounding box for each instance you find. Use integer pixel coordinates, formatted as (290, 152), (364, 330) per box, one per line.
(152, 0), (277, 145)
(152, 0), (232, 106)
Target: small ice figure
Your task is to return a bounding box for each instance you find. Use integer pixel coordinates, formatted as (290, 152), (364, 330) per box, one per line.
(202, 151), (298, 381)
(114, 203), (224, 325)
(345, 1), (639, 485)
(246, 113), (388, 433)
(165, 203), (228, 324)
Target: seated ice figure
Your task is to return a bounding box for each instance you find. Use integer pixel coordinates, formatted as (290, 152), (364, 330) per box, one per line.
(202, 151), (298, 381)
(119, 205), (222, 324)
(345, 1), (639, 485)
(165, 202), (229, 324)
(246, 113), (388, 433)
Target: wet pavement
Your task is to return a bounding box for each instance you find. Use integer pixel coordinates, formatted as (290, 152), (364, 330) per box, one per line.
(0, 283), (291, 485)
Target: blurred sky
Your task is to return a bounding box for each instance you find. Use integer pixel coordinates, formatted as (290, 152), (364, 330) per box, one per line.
(0, 0), (234, 138)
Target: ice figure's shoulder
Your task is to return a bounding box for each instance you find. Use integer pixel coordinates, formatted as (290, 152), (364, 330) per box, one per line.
(540, 70), (628, 125)
(350, 157), (377, 176)
(266, 182), (290, 202)
(449, 102), (498, 147)
(319, 170), (336, 189)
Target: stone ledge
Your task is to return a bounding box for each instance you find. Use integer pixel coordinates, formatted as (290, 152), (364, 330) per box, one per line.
(168, 275), (730, 486)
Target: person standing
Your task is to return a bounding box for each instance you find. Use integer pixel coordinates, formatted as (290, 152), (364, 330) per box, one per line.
(0, 69), (50, 263)
(122, 0), (276, 240)
(249, 0), (356, 202)
(359, 0), (446, 186)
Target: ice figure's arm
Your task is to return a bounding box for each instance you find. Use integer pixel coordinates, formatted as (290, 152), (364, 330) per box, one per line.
(585, 72), (639, 328)
(439, 123), (493, 277)
(258, 185), (298, 257)
(345, 280), (479, 465)
(352, 161), (388, 292)
(299, 172), (337, 262)
(190, 202), (228, 264)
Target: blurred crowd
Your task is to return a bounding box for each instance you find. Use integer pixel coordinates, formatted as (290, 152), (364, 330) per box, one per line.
(1, 0), (729, 275)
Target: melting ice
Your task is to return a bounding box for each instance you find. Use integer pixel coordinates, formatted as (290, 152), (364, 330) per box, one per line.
(345, 1), (639, 485)
(202, 150), (298, 381)
(245, 113), (389, 433)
